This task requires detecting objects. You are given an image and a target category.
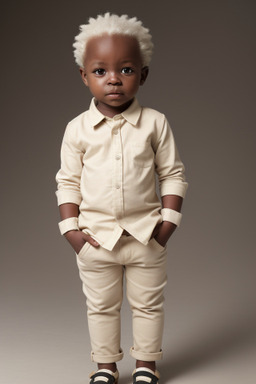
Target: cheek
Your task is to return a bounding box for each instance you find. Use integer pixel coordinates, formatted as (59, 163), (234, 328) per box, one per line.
(88, 78), (104, 92)
(128, 79), (141, 93)
(126, 78), (140, 92)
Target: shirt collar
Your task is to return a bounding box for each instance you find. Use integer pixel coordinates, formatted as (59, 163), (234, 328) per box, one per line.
(88, 97), (142, 127)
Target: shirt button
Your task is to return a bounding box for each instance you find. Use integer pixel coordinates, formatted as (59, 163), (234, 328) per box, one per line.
(116, 185), (120, 189)
(113, 129), (118, 135)
(115, 154), (121, 160)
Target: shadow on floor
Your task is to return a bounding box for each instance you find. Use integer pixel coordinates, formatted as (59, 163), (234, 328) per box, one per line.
(159, 313), (256, 383)
(84, 312), (256, 384)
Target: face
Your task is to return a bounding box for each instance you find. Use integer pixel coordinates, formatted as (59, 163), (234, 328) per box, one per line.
(80, 34), (148, 117)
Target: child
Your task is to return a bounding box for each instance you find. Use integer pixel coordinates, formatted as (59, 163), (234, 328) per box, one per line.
(56, 13), (188, 384)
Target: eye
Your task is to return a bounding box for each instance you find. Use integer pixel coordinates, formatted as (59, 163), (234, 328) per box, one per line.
(121, 67), (134, 74)
(93, 68), (106, 76)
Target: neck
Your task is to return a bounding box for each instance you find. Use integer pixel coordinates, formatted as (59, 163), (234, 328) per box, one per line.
(96, 99), (134, 118)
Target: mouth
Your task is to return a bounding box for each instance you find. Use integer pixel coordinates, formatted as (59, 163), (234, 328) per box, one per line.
(106, 92), (124, 99)
(106, 90), (123, 95)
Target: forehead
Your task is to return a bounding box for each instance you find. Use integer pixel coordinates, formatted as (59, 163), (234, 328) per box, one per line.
(84, 34), (142, 65)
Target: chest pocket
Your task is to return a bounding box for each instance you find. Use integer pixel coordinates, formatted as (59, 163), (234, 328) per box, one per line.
(130, 142), (154, 168)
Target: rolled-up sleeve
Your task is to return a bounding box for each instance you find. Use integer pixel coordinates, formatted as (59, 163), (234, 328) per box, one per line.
(154, 114), (188, 198)
(55, 123), (84, 206)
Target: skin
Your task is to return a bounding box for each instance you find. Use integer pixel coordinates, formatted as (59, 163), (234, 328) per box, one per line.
(59, 34), (183, 374)
(79, 34), (148, 117)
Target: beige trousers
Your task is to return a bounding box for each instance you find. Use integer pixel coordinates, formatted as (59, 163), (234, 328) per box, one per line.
(76, 234), (167, 363)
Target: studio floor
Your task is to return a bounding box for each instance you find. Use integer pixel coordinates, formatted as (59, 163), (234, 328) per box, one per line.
(1, 286), (256, 384)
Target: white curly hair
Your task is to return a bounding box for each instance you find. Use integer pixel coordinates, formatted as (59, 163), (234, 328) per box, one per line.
(73, 12), (154, 68)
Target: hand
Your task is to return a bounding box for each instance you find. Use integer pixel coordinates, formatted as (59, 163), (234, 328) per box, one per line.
(154, 221), (177, 248)
(64, 230), (99, 254)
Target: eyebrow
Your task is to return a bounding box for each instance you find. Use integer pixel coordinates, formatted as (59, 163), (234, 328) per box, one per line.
(120, 60), (136, 65)
(91, 61), (106, 66)
(91, 60), (137, 66)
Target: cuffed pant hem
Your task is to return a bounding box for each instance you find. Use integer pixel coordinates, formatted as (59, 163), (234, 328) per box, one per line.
(91, 349), (124, 363)
(129, 347), (163, 361)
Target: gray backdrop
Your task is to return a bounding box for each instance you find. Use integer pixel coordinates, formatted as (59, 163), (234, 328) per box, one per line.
(1, 1), (256, 383)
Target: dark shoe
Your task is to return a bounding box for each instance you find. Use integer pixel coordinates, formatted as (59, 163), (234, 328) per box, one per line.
(132, 368), (160, 384)
(89, 369), (119, 384)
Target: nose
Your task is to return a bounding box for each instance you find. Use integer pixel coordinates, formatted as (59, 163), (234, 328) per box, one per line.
(107, 71), (122, 85)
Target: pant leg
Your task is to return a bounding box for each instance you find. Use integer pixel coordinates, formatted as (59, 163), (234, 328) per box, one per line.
(76, 241), (124, 363)
(123, 236), (167, 362)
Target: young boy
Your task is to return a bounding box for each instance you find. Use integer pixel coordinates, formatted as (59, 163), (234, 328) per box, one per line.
(56, 13), (188, 384)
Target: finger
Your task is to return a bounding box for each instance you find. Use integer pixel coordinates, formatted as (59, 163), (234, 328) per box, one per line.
(84, 235), (99, 247)
(90, 238), (100, 247)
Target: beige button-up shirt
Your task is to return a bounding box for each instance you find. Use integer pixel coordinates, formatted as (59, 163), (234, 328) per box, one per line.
(56, 98), (188, 250)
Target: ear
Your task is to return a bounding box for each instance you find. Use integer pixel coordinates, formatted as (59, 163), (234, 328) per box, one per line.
(140, 66), (149, 86)
(80, 68), (89, 87)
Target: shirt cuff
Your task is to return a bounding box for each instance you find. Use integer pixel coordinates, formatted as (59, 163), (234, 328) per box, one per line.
(55, 190), (82, 206)
(58, 217), (79, 235)
(160, 181), (188, 198)
(161, 208), (182, 227)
